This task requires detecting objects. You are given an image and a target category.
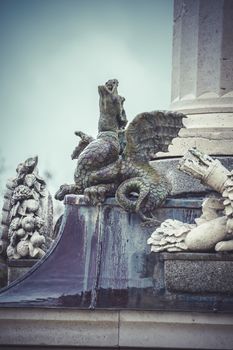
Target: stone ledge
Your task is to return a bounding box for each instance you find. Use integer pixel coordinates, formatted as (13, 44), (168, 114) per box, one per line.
(162, 252), (233, 261)
(8, 259), (37, 268)
(0, 309), (119, 348)
(119, 310), (233, 349)
(0, 308), (233, 349)
(163, 253), (233, 294)
(7, 259), (37, 285)
(161, 138), (233, 157)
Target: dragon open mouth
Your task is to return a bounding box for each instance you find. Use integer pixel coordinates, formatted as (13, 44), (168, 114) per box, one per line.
(105, 79), (119, 92)
(98, 79), (119, 97)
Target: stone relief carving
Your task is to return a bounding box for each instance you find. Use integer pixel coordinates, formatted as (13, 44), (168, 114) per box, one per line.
(55, 79), (186, 224)
(148, 148), (233, 252)
(0, 156), (53, 259)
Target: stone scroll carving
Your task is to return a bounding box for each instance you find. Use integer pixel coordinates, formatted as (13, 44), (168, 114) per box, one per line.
(148, 148), (233, 252)
(55, 79), (186, 224)
(0, 156), (53, 259)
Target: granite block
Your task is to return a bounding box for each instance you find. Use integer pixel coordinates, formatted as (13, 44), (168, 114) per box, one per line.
(163, 253), (233, 294)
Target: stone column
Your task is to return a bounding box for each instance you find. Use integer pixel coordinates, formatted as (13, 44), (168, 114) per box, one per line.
(168, 0), (233, 156)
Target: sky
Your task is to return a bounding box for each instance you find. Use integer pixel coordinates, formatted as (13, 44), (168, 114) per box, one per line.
(0, 0), (173, 199)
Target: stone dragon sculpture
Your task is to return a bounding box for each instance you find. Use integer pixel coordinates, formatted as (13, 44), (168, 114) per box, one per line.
(55, 79), (185, 224)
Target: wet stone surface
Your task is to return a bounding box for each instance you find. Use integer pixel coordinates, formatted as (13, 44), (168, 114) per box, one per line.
(0, 196), (233, 312)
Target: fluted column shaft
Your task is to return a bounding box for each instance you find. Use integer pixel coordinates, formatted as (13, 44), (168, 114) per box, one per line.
(168, 0), (233, 156)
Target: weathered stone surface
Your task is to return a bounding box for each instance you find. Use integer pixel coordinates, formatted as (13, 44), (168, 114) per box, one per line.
(185, 216), (227, 251)
(1, 308), (233, 349)
(0, 309), (232, 349)
(161, 0), (233, 156)
(3, 188), (13, 200)
(0, 195), (204, 311)
(0, 196), (233, 312)
(163, 134), (233, 157)
(2, 200), (11, 212)
(164, 253), (233, 294)
(179, 149), (230, 193)
(1, 210), (10, 226)
(119, 310), (233, 350)
(151, 156), (233, 195)
(0, 226), (8, 241)
(151, 150), (233, 254)
(7, 259), (37, 285)
(216, 240), (233, 251)
(0, 309), (119, 348)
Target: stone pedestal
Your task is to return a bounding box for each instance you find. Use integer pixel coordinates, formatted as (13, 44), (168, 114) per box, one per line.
(7, 259), (37, 286)
(0, 195), (202, 310)
(164, 0), (233, 156)
(0, 196), (233, 348)
(0, 195), (232, 313)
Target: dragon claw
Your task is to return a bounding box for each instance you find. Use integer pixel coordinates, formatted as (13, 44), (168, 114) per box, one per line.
(55, 184), (71, 201)
(140, 218), (161, 228)
(84, 185), (108, 206)
(137, 210), (161, 227)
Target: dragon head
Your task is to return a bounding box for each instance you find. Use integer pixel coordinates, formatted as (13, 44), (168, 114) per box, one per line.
(98, 79), (128, 132)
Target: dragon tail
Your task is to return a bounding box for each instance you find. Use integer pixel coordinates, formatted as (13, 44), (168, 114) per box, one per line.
(115, 177), (150, 213)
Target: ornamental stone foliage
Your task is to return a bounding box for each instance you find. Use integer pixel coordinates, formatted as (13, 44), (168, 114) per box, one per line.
(0, 156), (53, 259)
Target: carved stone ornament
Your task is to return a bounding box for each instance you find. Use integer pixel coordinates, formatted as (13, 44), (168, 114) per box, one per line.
(55, 79), (186, 225)
(0, 156), (53, 259)
(147, 148), (233, 252)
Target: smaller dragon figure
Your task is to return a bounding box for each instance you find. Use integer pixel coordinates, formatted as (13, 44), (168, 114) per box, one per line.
(55, 80), (185, 224)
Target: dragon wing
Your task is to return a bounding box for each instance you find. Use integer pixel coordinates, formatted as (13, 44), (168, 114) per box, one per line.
(124, 110), (186, 162)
